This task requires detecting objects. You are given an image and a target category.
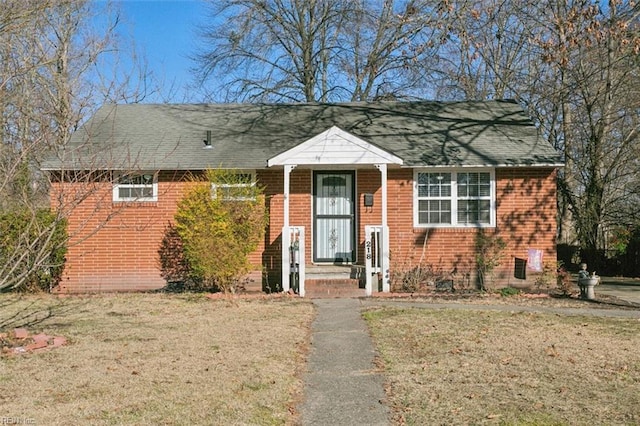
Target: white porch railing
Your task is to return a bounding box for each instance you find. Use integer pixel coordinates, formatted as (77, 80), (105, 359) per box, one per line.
(364, 225), (390, 296)
(281, 226), (305, 297)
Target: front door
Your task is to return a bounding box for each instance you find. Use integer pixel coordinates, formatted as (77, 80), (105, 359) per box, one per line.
(313, 171), (355, 263)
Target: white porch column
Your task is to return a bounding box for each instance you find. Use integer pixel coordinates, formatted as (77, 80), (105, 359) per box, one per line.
(281, 165), (295, 292)
(297, 227), (306, 297)
(284, 165), (294, 230)
(375, 164), (391, 292)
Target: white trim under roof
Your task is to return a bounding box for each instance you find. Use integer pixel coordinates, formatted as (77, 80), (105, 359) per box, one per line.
(267, 126), (403, 167)
(402, 163), (565, 168)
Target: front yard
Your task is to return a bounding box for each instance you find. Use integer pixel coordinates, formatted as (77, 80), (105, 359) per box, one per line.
(2, 292), (639, 425)
(364, 305), (640, 425)
(0, 294), (314, 425)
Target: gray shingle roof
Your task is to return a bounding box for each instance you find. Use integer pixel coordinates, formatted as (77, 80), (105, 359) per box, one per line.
(43, 100), (563, 171)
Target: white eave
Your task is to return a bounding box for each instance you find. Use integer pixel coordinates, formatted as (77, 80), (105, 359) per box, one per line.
(267, 126), (403, 167)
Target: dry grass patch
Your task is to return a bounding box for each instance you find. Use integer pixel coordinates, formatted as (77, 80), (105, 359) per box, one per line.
(0, 293), (314, 425)
(364, 307), (640, 425)
(378, 292), (640, 310)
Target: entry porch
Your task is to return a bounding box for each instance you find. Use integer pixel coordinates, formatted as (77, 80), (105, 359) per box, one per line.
(265, 126), (403, 297)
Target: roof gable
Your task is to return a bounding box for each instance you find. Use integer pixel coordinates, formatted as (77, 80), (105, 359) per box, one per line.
(267, 126), (403, 167)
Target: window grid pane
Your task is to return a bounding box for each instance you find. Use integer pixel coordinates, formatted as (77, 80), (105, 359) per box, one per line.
(458, 172), (491, 201)
(417, 172), (451, 201)
(416, 172), (452, 225)
(417, 184), (452, 224)
(116, 173), (156, 201)
(457, 200), (490, 224)
(118, 188), (131, 199)
(417, 171), (492, 226)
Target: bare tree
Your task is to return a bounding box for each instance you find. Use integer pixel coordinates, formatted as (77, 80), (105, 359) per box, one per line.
(443, 0), (640, 267)
(433, 0), (537, 100)
(193, 0), (449, 102)
(0, 0), (151, 291)
(521, 0), (640, 266)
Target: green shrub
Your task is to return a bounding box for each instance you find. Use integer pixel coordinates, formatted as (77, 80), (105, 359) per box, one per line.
(0, 209), (67, 292)
(499, 286), (520, 297)
(168, 169), (268, 294)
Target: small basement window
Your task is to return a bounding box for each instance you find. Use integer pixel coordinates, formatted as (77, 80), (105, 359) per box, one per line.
(113, 172), (158, 202)
(211, 171), (256, 201)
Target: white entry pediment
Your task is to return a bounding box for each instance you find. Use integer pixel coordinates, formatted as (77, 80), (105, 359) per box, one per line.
(267, 126), (403, 167)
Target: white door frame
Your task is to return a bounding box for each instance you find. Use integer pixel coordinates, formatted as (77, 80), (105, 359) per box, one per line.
(312, 170), (356, 263)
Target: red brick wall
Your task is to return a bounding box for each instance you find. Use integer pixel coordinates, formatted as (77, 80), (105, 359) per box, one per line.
(495, 168), (558, 285)
(385, 168), (558, 288)
(53, 171), (266, 293)
(260, 168), (284, 288)
(51, 171), (191, 292)
(53, 166), (557, 292)
(357, 169), (383, 262)
(260, 168), (313, 289)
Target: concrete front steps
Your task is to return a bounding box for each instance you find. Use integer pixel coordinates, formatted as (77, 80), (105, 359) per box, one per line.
(303, 264), (366, 298)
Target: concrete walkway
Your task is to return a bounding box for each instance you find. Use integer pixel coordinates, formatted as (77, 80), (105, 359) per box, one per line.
(297, 288), (640, 425)
(299, 298), (390, 425)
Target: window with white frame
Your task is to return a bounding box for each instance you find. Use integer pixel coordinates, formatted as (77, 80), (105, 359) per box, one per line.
(414, 169), (495, 227)
(113, 172), (158, 202)
(211, 171), (256, 200)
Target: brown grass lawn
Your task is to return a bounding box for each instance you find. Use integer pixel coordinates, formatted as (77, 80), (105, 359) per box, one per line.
(4, 293), (640, 426)
(0, 293), (314, 425)
(364, 306), (640, 425)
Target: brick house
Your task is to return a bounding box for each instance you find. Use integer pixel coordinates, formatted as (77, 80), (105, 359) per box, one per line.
(43, 100), (563, 294)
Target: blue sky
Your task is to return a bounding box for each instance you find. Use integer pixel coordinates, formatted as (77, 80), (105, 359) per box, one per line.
(114, 0), (208, 102)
